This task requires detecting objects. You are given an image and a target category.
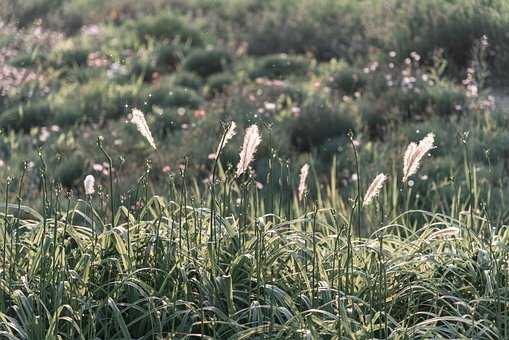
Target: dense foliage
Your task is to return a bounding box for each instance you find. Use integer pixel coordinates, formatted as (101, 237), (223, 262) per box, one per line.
(0, 0), (509, 338)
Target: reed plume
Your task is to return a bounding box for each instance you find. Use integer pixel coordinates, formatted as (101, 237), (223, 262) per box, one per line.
(403, 133), (435, 182)
(84, 175), (95, 195)
(298, 163), (310, 201)
(236, 124), (261, 177)
(363, 173), (387, 206)
(130, 108), (157, 150)
(213, 121), (236, 159)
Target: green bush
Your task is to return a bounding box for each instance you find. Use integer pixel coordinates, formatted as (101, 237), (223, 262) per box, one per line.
(9, 52), (47, 68)
(205, 73), (233, 96)
(250, 54), (308, 80)
(170, 72), (203, 91)
(130, 56), (159, 82)
(153, 43), (187, 72)
(54, 108), (83, 127)
(387, 1), (509, 81)
(290, 95), (355, 151)
(327, 67), (366, 95)
(427, 84), (466, 116)
(360, 97), (389, 139)
(0, 101), (52, 131)
(244, 0), (366, 61)
(183, 49), (232, 78)
(132, 13), (203, 46)
(257, 83), (304, 104)
(146, 86), (203, 109)
(53, 49), (90, 67)
(389, 88), (430, 120)
(54, 154), (85, 187)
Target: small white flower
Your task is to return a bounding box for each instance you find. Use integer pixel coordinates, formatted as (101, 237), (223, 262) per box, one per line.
(264, 102), (276, 111)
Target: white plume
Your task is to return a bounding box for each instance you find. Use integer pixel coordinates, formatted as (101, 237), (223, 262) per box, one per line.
(213, 122), (237, 159)
(298, 163), (310, 201)
(363, 173), (387, 206)
(402, 133), (435, 182)
(84, 175), (95, 195)
(236, 124), (261, 177)
(130, 108), (156, 150)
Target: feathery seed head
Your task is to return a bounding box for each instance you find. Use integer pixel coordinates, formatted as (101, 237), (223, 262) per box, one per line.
(402, 133), (435, 182)
(236, 124), (261, 177)
(130, 108), (157, 150)
(84, 175), (95, 195)
(298, 163), (310, 201)
(363, 173), (387, 206)
(213, 121), (237, 159)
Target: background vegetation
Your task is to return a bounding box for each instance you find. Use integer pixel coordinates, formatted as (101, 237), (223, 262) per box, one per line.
(0, 0), (508, 338)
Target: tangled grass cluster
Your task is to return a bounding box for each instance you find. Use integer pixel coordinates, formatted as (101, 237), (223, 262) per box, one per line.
(0, 122), (507, 339)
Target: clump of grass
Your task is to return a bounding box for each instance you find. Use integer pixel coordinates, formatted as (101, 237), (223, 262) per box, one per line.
(0, 123), (506, 339)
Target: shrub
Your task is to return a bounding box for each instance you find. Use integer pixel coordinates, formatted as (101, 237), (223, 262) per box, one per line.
(427, 83), (466, 116)
(205, 73), (233, 96)
(54, 108), (83, 127)
(130, 56), (159, 82)
(386, 0), (509, 81)
(389, 88), (430, 120)
(54, 154), (85, 187)
(0, 101), (52, 131)
(327, 67), (367, 95)
(53, 48), (90, 67)
(183, 49), (232, 78)
(244, 0), (366, 61)
(153, 43), (187, 72)
(146, 86), (203, 109)
(170, 72), (203, 91)
(132, 13), (203, 46)
(359, 97), (389, 139)
(249, 54), (308, 80)
(290, 95), (355, 151)
(257, 83), (304, 104)
(9, 52), (47, 68)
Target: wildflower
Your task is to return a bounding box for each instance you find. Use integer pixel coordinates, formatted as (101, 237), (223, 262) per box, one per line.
(298, 163), (310, 201)
(84, 175), (95, 195)
(194, 109), (206, 119)
(264, 102), (276, 111)
(363, 173), (387, 206)
(130, 109), (156, 150)
(236, 124), (261, 177)
(410, 51), (421, 61)
(162, 165), (172, 173)
(93, 163), (103, 172)
(403, 133), (436, 182)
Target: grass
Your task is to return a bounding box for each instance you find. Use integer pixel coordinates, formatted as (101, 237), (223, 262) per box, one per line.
(1, 0), (509, 338)
(0, 127), (507, 339)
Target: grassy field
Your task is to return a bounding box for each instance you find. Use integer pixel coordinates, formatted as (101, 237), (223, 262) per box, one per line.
(1, 0), (509, 338)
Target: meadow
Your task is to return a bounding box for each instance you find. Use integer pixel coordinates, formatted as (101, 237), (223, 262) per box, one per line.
(0, 0), (509, 338)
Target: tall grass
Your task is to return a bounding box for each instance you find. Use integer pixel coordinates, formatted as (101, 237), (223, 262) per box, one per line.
(0, 126), (507, 339)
